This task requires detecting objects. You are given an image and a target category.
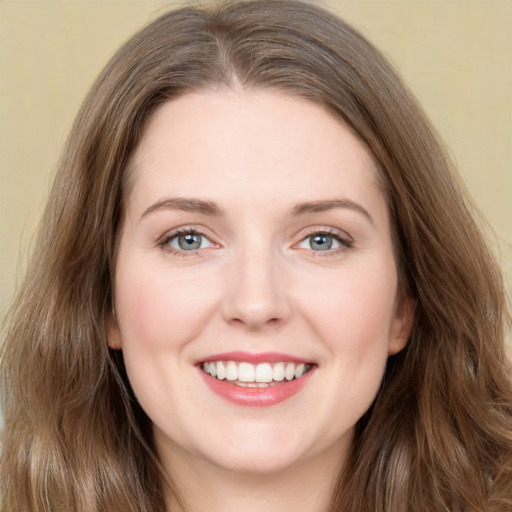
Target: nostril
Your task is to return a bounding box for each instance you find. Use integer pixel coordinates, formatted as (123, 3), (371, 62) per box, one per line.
(229, 315), (284, 330)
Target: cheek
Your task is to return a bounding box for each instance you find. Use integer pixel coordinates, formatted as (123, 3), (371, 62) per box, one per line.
(113, 261), (222, 426)
(114, 260), (221, 353)
(298, 260), (398, 358)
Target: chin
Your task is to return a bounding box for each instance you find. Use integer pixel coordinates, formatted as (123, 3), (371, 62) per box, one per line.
(191, 424), (334, 477)
(205, 446), (305, 476)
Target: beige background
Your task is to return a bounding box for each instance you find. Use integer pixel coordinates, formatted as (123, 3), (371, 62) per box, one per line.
(1, 0), (511, 349)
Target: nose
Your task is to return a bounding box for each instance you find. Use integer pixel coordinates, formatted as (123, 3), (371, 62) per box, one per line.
(221, 245), (292, 330)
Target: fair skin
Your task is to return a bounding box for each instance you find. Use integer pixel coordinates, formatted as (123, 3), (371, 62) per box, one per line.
(109, 89), (413, 512)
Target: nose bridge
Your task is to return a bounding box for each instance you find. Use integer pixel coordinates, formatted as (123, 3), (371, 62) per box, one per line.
(223, 236), (290, 328)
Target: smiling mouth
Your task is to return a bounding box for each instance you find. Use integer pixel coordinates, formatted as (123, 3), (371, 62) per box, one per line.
(200, 360), (313, 387)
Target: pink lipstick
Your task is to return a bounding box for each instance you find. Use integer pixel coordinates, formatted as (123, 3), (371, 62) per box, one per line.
(196, 352), (316, 407)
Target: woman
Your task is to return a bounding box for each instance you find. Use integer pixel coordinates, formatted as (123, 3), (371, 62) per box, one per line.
(1, 1), (511, 511)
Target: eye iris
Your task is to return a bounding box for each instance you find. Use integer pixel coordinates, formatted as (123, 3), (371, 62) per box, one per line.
(310, 234), (332, 251)
(178, 233), (202, 250)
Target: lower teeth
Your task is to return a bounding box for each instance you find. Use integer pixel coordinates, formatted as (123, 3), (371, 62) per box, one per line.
(234, 381), (283, 388)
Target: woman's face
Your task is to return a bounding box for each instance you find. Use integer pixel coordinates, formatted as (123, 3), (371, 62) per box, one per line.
(109, 90), (412, 476)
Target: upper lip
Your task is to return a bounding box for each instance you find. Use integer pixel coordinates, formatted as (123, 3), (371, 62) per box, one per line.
(195, 351), (313, 365)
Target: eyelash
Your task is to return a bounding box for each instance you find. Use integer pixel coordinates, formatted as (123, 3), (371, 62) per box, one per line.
(158, 227), (353, 257)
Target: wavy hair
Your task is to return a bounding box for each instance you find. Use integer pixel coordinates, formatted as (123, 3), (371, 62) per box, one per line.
(1, 1), (511, 510)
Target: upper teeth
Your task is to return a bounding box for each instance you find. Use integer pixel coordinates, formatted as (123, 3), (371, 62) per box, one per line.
(202, 361), (309, 383)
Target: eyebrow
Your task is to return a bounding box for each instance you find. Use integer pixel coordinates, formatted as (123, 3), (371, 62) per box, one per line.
(139, 197), (373, 224)
(290, 199), (374, 225)
(140, 197), (224, 221)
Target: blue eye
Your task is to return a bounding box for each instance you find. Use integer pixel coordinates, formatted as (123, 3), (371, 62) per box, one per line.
(166, 231), (213, 251)
(297, 231), (350, 252)
(306, 233), (339, 251)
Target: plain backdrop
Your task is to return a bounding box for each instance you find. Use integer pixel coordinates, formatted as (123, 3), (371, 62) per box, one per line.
(1, 0), (511, 350)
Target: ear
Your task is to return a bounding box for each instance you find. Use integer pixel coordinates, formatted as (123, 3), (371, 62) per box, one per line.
(106, 311), (123, 350)
(388, 294), (415, 355)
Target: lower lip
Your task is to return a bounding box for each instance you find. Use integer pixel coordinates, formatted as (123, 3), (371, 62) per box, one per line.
(198, 367), (315, 407)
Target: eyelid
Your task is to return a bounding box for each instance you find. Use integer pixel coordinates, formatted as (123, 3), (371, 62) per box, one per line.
(297, 226), (353, 242)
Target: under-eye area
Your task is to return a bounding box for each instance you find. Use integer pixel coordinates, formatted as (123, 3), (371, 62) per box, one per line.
(200, 361), (315, 387)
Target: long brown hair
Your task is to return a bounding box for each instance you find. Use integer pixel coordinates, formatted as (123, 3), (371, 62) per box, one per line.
(1, 1), (511, 510)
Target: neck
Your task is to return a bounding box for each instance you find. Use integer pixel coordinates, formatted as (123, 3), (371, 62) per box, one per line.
(161, 443), (346, 512)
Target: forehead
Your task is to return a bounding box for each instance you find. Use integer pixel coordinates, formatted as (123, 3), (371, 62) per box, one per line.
(125, 89), (384, 218)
